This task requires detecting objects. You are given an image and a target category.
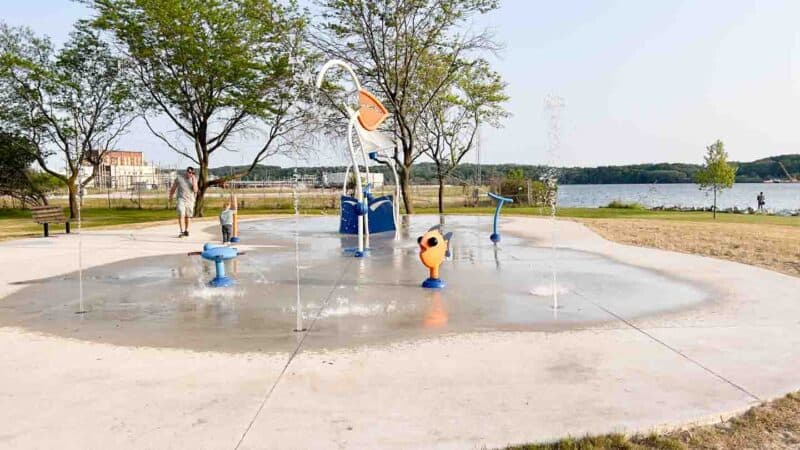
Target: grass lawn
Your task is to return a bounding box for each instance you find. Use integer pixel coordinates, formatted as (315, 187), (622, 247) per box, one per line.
(0, 206), (337, 240)
(582, 218), (800, 277)
(506, 392), (800, 449)
(1, 205), (797, 241)
(417, 206), (800, 227)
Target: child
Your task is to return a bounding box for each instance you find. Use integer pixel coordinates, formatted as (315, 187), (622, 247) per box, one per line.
(219, 201), (234, 243)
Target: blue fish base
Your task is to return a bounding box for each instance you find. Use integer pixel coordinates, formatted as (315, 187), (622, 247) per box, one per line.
(209, 276), (235, 288)
(422, 278), (446, 289)
(343, 247), (369, 256)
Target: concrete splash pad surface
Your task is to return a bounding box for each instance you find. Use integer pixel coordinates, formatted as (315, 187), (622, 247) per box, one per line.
(1, 215), (799, 449)
(0, 216), (708, 352)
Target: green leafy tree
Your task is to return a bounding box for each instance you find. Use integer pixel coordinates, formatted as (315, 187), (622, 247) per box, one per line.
(88, 0), (316, 216)
(0, 23), (137, 218)
(314, 0), (501, 213)
(418, 58), (508, 213)
(0, 131), (60, 206)
(506, 168), (525, 181)
(696, 139), (737, 219)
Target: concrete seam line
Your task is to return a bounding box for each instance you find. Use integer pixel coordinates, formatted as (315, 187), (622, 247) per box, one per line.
(233, 258), (355, 450)
(573, 290), (761, 402)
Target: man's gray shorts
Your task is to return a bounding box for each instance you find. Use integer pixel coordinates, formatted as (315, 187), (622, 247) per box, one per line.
(176, 198), (195, 218)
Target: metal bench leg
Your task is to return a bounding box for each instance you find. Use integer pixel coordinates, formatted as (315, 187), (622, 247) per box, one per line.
(66, 222), (71, 234)
(43, 223), (49, 237)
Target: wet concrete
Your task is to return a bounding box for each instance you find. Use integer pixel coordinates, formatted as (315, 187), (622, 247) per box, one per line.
(3, 215), (800, 449)
(0, 216), (709, 352)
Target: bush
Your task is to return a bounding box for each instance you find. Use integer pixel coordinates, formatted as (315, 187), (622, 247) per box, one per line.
(605, 200), (646, 210)
(497, 178), (556, 206)
(499, 178), (526, 204)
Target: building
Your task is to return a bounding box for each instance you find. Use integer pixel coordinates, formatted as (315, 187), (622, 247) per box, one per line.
(322, 172), (384, 188)
(82, 150), (170, 190)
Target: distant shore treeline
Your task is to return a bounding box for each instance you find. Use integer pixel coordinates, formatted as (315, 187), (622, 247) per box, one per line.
(211, 154), (800, 185)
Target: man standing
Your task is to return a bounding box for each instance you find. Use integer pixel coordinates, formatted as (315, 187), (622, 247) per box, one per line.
(169, 166), (198, 237)
(757, 191), (765, 212)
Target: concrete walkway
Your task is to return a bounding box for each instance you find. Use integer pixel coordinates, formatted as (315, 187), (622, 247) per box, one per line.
(0, 216), (798, 449)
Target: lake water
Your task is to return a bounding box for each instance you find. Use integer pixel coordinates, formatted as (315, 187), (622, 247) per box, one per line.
(557, 183), (800, 211)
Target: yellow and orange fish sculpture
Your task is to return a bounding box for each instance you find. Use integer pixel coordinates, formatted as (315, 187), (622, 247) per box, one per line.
(418, 226), (453, 288)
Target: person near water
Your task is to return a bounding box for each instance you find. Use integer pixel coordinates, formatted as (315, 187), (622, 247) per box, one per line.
(757, 192), (765, 212)
(219, 201), (235, 243)
(168, 166), (198, 237)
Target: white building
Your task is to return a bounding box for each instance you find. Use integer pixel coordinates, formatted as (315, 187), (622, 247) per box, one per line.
(323, 172), (384, 188)
(81, 150), (168, 189)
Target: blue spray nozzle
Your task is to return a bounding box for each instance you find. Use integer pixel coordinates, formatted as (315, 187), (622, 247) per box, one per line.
(488, 192), (513, 243)
(488, 192), (513, 204)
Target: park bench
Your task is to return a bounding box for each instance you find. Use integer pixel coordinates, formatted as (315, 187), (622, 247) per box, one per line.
(29, 205), (71, 237)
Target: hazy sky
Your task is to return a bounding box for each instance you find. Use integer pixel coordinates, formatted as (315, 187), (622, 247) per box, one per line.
(4, 0), (800, 168)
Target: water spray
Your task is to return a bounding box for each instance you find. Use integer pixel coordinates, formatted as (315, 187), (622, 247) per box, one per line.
(76, 185), (87, 314)
(293, 166), (306, 332)
(543, 94), (565, 313)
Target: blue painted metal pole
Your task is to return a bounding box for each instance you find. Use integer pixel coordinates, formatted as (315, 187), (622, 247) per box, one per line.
(215, 259), (225, 279)
(488, 192), (513, 243)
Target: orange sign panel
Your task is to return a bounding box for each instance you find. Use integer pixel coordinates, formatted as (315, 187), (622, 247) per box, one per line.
(357, 88), (389, 131)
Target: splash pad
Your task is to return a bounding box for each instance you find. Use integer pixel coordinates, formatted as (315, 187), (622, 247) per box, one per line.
(0, 215), (709, 353)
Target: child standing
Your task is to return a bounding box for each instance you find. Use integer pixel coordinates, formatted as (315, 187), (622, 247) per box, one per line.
(220, 201), (234, 243)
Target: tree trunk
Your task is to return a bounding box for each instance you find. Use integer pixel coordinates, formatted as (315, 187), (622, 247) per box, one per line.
(66, 181), (78, 219)
(713, 188), (717, 219)
(194, 164), (208, 217)
(399, 166), (414, 214)
(437, 175), (445, 214)
(194, 183), (208, 218)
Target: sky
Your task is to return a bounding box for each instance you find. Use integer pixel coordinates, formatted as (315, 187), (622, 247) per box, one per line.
(4, 0), (800, 168)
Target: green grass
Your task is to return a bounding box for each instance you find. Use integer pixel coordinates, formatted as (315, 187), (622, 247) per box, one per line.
(0, 206), (339, 240)
(1, 204), (797, 241)
(415, 206), (800, 226)
(0, 208), (32, 219)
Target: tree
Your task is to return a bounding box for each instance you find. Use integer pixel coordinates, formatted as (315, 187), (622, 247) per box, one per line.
(88, 0), (316, 216)
(696, 139), (737, 219)
(0, 23), (137, 218)
(0, 131), (62, 206)
(314, 0), (501, 213)
(506, 168), (525, 181)
(418, 59), (507, 213)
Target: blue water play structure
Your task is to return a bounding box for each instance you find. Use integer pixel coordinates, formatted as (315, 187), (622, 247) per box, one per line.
(316, 59), (400, 257)
(339, 184), (397, 235)
(338, 151), (400, 236)
(200, 243), (238, 287)
(488, 192), (513, 243)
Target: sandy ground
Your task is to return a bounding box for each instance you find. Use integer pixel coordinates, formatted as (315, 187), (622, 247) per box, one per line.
(1, 216), (800, 449)
(580, 219), (800, 277)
